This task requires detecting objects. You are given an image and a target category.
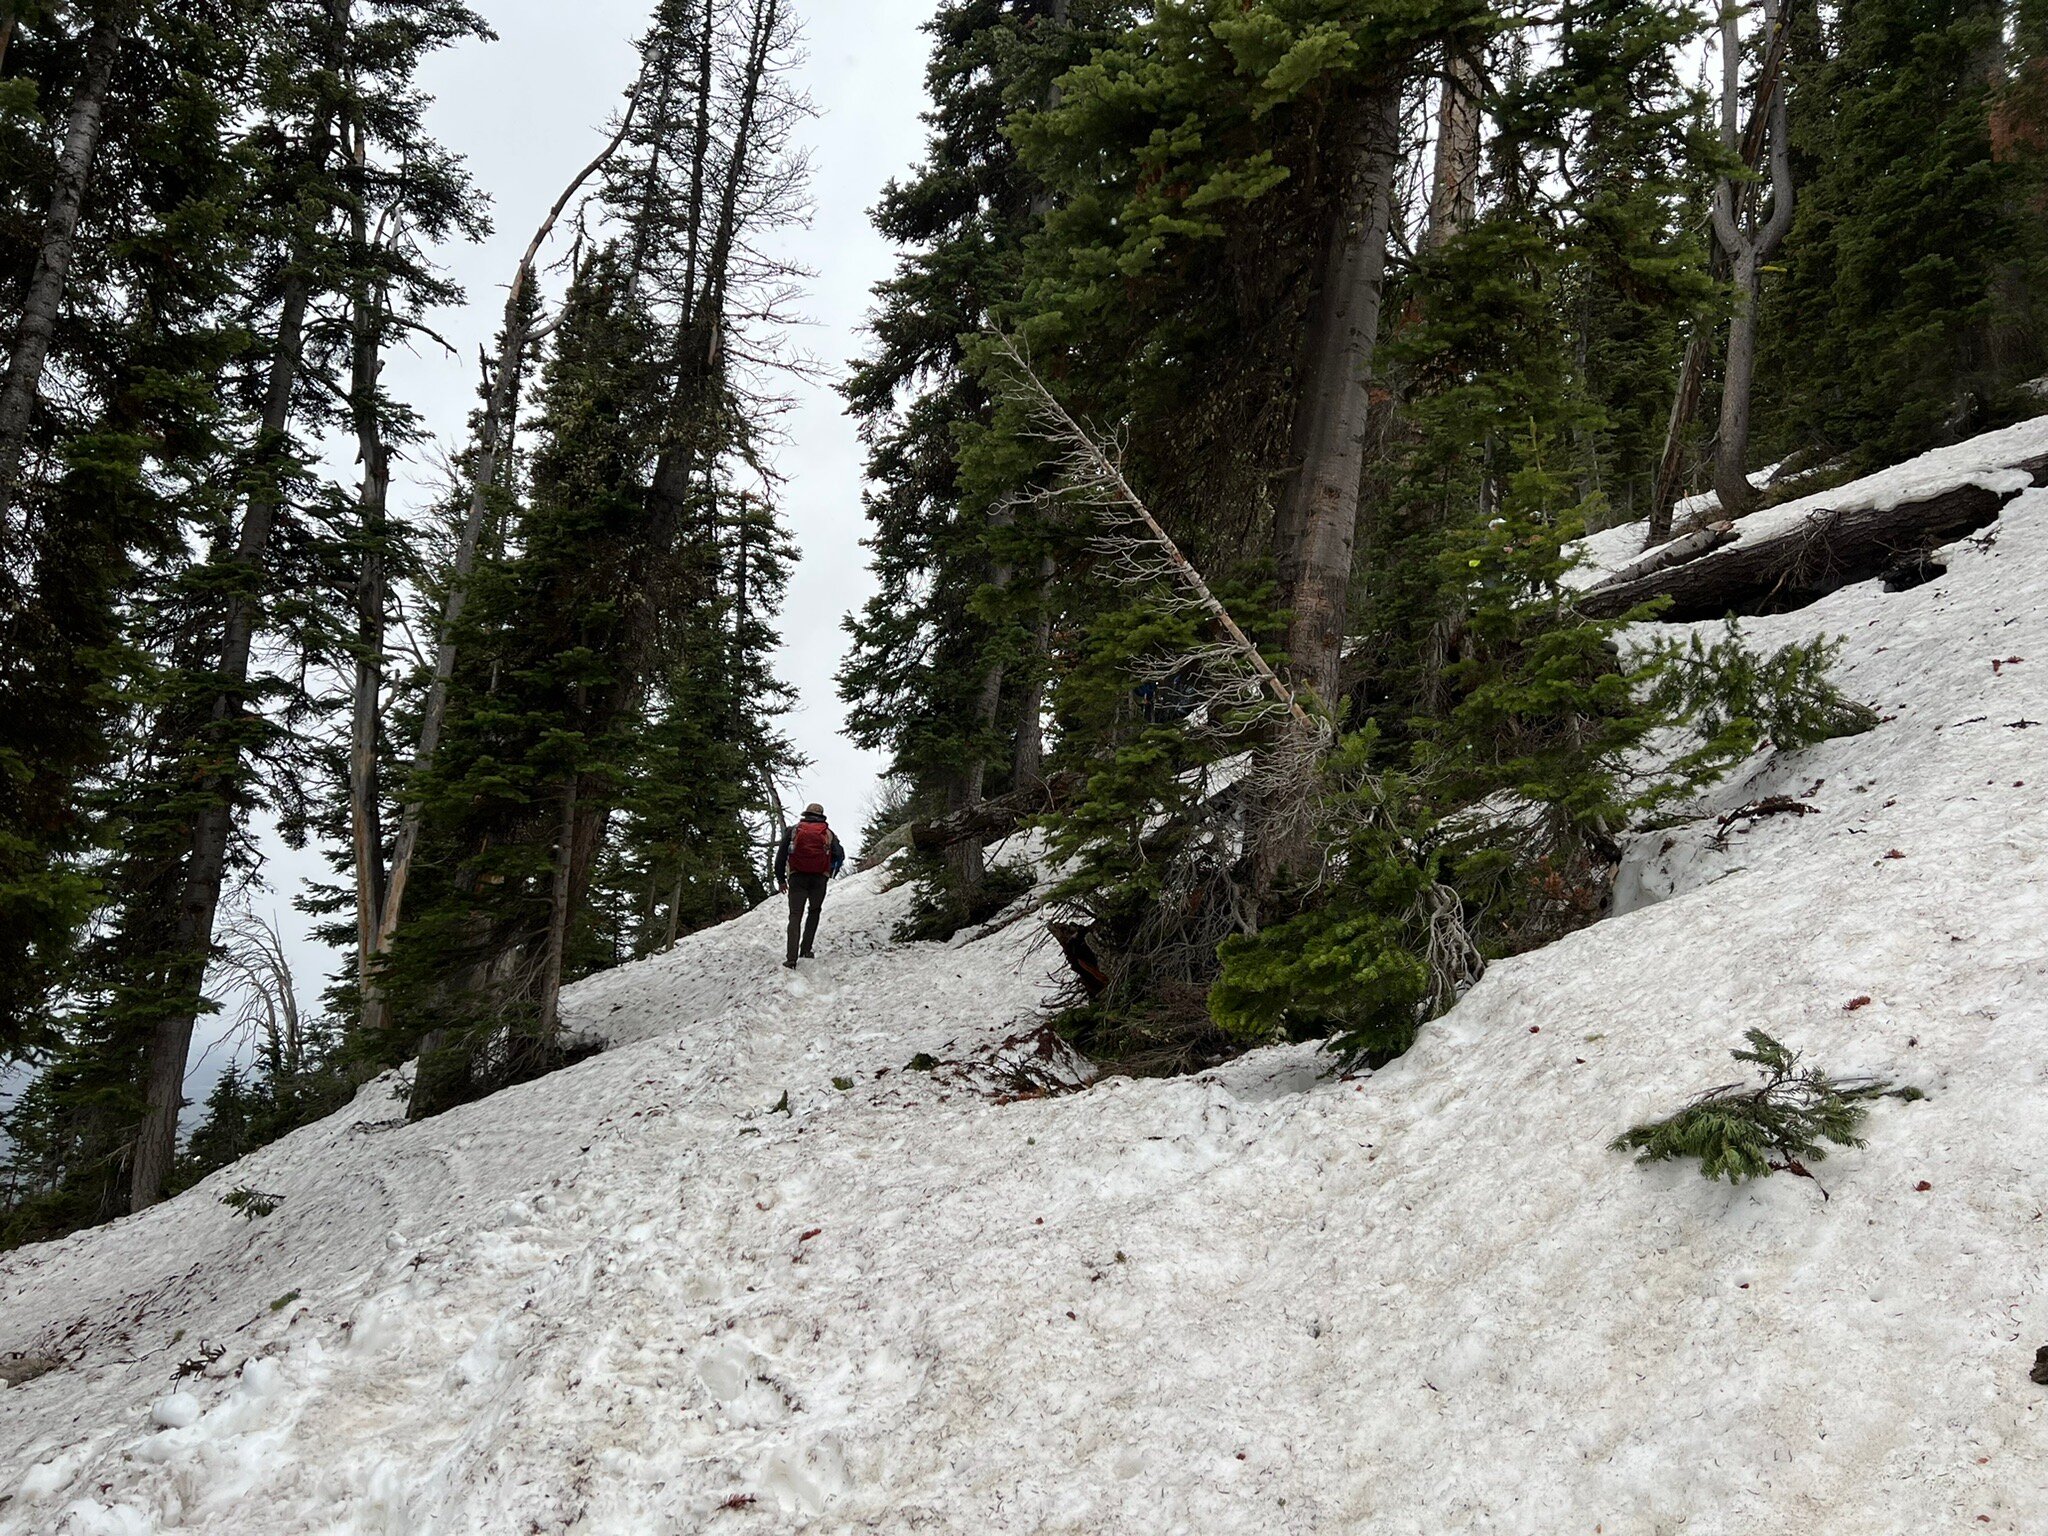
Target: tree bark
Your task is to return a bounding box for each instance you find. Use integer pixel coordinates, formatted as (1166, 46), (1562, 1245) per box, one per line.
(0, 3), (133, 537)
(1425, 45), (1482, 250)
(1274, 82), (1404, 710)
(345, 120), (390, 1005)
(131, 6), (346, 1211)
(1712, 246), (1767, 518)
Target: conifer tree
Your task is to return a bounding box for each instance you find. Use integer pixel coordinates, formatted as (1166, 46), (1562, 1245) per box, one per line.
(1761, 0), (2048, 466)
(1, 0), (492, 1227)
(375, 0), (808, 1102)
(840, 0), (1109, 930)
(0, 2), (258, 1061)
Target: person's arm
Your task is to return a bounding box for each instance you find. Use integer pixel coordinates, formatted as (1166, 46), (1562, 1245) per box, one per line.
(774, 828), (790, 887)
(829, 834), (845, 876)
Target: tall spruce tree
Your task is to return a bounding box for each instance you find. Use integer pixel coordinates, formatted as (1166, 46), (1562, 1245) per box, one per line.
(1, 0), (491, 1233)
(0, 2), (258, 1059)
(840, 0), (1109, 932)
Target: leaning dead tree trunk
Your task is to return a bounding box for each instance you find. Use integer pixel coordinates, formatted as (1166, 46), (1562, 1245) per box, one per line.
(362, 91), (642, 1041)
(1645, 1), (1794, 545)
(1273, 81), (1405, 712)
(908, 769), (1086, 853)
(1580, 451), (2048, 620)
(991, 340), (1484, 1012)
(991, 336), (1309, 730)
(0, 3), (134, 538)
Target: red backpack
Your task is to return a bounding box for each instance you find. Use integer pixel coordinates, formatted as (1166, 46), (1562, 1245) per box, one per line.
(788, 819), (833, 875)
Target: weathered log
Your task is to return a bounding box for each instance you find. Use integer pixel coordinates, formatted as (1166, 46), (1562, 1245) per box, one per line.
(1599, 523), (1736, 589)
(1579, 454), (2048, 621)
(906, 770), (1086, 853)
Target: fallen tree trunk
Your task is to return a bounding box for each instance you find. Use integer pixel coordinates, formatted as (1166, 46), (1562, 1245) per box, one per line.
(906, 770), (1086, 854)
(1598, 523), (1736, 589)
(1579, 455), (2048, 621)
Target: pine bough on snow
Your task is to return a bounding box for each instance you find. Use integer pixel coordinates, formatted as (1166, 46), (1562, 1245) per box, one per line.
(1612, 1030), (1916, 1193)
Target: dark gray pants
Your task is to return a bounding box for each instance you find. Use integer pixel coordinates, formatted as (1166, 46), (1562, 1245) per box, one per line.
(786, 872), (827, 962)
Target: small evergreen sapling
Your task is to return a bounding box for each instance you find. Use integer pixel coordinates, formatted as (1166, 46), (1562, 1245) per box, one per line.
(1611, 1030), (1912, 1193)
(1644, 622), (1880, 782)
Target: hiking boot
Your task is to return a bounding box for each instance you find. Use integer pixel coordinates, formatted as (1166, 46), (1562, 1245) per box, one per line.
(781, 958), (797, 969)
(798, 949), (814, 960)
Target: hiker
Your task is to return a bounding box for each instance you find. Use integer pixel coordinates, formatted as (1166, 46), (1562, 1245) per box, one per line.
(774, 802), (844, 967)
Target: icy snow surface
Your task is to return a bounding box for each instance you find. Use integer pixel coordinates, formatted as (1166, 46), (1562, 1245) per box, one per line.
(5, 477), (2048, 1533)
(1569, 415), (2048, 587)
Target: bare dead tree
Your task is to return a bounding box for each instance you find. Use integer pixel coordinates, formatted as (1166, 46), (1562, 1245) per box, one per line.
(211, 911), (307, 1082)
(1709, 0), (1795, 523)
(1425, 42), (1484, 250)
(1646, 0), (1795, 544)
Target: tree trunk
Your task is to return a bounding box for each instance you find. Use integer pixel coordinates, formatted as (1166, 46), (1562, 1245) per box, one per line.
(910, 769), (1085, 853)
(347, 422), (390, 1003)
(1706, 0), (1794, 523)
(1425, 46), (1482, 250)
(345, 121), (390, 1005)
(132, 10), (346, 1210)
(1004, 0), (1067, 796)
(1578, 451), (2048, 620)
(1274, 82), (1404, 710)
(0, 4), (132, 535)
(1011, 553), (1054, 790)
(1645, 331), (1711, 544)
(1647, 0), (1794, 545)
(1712, 246), (1765, 519)
(534, 779), (579, 1042)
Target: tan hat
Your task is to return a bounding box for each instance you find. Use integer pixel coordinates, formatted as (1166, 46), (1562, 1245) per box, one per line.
(804, 802), (825, 816)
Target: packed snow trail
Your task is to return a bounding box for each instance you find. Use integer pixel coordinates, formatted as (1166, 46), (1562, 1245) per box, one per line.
(5, 458), (2048, 1532)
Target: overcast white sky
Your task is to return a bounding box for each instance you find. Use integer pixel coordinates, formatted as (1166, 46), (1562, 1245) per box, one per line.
(196, 0), (935, 1098)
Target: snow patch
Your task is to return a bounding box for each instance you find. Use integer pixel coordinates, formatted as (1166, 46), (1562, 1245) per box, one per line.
(2, 433), (2047, 1532)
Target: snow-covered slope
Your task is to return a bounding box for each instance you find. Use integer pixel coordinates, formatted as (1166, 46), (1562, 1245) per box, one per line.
(5, 483), (2048, 1534)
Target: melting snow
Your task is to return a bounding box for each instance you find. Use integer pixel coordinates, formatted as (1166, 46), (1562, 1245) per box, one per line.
(4, 460), (2048, 1532)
